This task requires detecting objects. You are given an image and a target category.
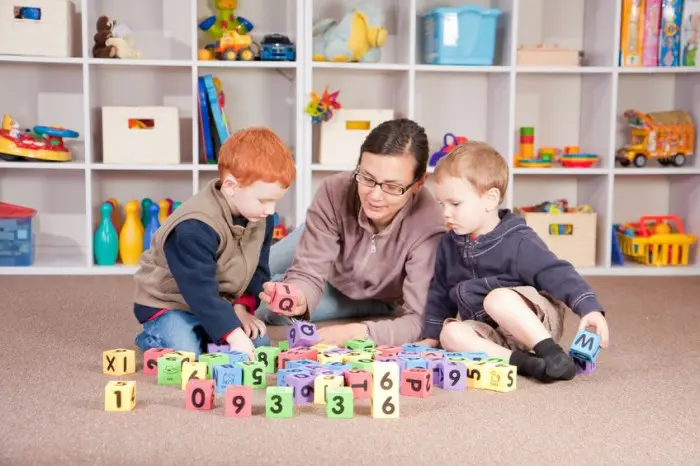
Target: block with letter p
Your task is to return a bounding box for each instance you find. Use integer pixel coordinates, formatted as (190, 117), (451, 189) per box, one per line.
(269, 282), (300, 316)
(400, 368), (433, 397)
(570, 329), (601, 363)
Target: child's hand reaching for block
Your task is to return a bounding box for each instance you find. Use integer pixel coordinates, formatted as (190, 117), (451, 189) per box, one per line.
(259, 282), (307, 317)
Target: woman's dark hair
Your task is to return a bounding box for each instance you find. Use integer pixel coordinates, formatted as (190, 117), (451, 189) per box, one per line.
(347, 118), (429, 213)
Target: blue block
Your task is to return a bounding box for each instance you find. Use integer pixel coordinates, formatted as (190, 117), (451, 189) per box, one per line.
(570, 330), (601, 363)
(276, 368), (311, 386)
(287, 359), (318, 370)
(213, 364), (242, 393)
(401, 343), (431, 352)
(321, 362), (353, 375)
(224, 351), (249, 363)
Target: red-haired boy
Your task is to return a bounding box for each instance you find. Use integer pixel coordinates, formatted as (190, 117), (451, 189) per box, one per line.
(133, 127), (296, 359)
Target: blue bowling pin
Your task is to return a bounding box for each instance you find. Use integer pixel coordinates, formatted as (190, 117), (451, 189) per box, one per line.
(94, 202), (119, 265)
(143, 203), (161, 251)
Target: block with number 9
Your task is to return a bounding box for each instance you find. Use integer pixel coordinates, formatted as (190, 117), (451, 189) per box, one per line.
(288, 321), (320, 348)
(225, 386), (252, 417)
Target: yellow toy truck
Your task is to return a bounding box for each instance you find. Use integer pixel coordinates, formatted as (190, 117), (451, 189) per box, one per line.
(615, 110), (695, 168)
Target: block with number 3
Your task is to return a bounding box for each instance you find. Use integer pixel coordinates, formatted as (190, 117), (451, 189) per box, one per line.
(326, 387), (354, 419)
(266, 386), (294, 418)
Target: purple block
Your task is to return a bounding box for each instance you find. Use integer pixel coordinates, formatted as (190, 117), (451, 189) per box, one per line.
(208, 343), (231, 353)
(398, 351), (421, 359)
(285, 372), (315, 403)
(277, 367), (311, 386)
(573, 357), (597, 374)
(438, 360), (467, 390)
(426, 359), (443, 387)
(288, 321), (320, 348)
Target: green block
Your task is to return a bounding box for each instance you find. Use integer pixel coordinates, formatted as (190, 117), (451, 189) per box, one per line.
(266, 386), (294, 418)
(344, 351), (373, 364)
(484, 357), (508, 365)
(278, 340), (289, 351)
(236, 361), (267, 389)
(345, 338), (375, 351)
(198, 353), (230, 378)
(325, 387), (354, 419)
(352, 358), (375, 372)
(255, 346), (281, 373)
(157, 354), (183, 386)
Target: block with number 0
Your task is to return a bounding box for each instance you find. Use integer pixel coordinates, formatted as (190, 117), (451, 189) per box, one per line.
(255, 346), (281, 373)
(237, 361), (267, 389)
(105, 381), (135, 412)
(326, 387), (354, 419)
(225, 386), (252, 417)
(186, 379), (215, 410)
(266, 386), (294, 418)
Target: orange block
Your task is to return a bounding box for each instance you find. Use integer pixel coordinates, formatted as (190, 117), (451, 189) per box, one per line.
(225, 386), (253, 417)
(185, 379), (215, 411)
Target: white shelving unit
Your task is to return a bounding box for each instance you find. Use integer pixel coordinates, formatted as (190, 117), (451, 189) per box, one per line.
(1, 0), (699, 276)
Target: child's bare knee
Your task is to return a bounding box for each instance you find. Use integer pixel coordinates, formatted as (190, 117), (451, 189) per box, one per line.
(440, 321), (476, 351)
(483, 288), (517, 315)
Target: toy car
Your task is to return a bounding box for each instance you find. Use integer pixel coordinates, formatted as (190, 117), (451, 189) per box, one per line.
(260, 34), (296, 61)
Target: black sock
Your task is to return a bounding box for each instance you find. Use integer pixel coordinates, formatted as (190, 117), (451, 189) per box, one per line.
(509, 350), (551, 383)
(533, 338), (576, 381)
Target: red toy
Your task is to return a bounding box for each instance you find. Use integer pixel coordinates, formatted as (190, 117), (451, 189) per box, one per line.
(429, 133), (469, 167)
(269, 282), (300, 316)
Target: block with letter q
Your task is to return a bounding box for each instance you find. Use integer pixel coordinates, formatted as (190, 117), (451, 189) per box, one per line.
(269, 282), (300, 316)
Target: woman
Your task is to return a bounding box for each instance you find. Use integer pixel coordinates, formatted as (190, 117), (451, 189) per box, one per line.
(256, 118), (446, 346)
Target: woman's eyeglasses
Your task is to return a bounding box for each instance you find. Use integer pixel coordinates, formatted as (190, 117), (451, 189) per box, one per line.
(353, 170), (414, 196)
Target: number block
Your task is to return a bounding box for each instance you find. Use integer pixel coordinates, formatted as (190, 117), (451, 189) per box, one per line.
(484, 357), (508, 365)
(573, 357), (597, 374)
(269, 282), (300, 316)
(255, 346), (282, 373)
(287, 359), (320, 370)
(397, 356), (428, 372)
(400, 368), (433, 397)
(237, 361), (267, 389)
(375, 355), (398, 363)
(207, 343), (230, 353)
(285, 372), (315, 403)
(465, 361), (489, 389)
(322, 361), (354, 374)
(371, 392), (399, 419)
(277, 367), (312, 386)
(143, 348), (172, 375)
(199, 353), (230, 378)
(278, 349), (312, 370)
(372, 361), (400, 397)
(351, 359), (375, 372)
(445, 351), (471, 361)
(420, 351), (445, 361)
(225, 386), (252, 417)
(439, 360), (467, 390)
(343, 351), (373, 364)
(213, 363), (243, 393)
(313, 374), (345, 404)
(326, 387), (354, 419)
(224, 350), (249, 364)
(401, 343), (430, 352)
(318, 350), (347, 365)
(465, 352), (489, 361)
(288, 321), (320, 348)
(103, 348), (136, 375)
(105, 381), (135, 412)
(344, 369), (372, 399)
(168, 351), (196, 364)
(266, 386), (294, 418)
(157, 354), (184, 386)
(375, 345), (402, 357)
(311, 343), (337, 353)
(481, 363), (517, 392)
(570, 329), (602, 363)
(186, 379), (215, 410)
(278, 340), (290, 351)
(181, 361), (208, 390)
(345, 338), (375, 351)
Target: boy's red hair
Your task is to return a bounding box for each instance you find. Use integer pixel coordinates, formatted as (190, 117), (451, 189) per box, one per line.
(218, 127), (296, 188)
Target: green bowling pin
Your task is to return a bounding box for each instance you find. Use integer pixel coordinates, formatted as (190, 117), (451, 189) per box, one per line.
(94, 202), (119, 265)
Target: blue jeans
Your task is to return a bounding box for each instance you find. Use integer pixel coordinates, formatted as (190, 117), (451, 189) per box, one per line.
(135, 310), (270, 358)
(254, 223), (394, 326)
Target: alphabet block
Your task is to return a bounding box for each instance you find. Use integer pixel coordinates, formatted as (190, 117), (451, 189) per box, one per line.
(573, 356), (597, 374)
(168, 351), (195, 363)
(181, 361), (208, 390)
(311, 343), (337, 353)
(375, 345), (403, 357)
(570, 329), (601, 363)
(224, 350), (249, 363)
(484, 357), (508, 365)
(401, 343), (431, 352)
(400, 368), (433, 397)
(438, 360), (467, 390)
(481, 363), (517, 392)
(465, 352), (489, 361)
(420, 351), (445, 361)
(255, 345), (282, 373)
(278, 340), (290, 351)
(213, 363), (243, 393)
(199, 353), (230, 378)
(313, 374), (344, 404)
(397, 357), (428, 372)
(277, 349), (312, 370)
(322, 361), (354, 374)
(318, 350), (346, 365)
(345, 338), (376, 351)
(157, 354), (184, 386)
(266, 386), (295, 418)
(185, 379), (215, 410)
(326, 387), (354, 419)
(276, 367), (311, 386)
(351, 358), (375, 372)
(225, 385), (252, 417)
(143, 348), (172, 375)
(372, 361), (400, 399)
(269, 282), (300, 316)
(343, 351), (373, 364)
(207, 343), (230, 353)
(237, 361), (267, 389)
(445, 351), (471, 361)
(285, 372), (315, 403)
(287, 321), (320, 348)
(344, 369), (372, 399)
(105, 381), (135, 412)
(103, 348), (136, 375)
(287, 359), (321, 371)
(375, 355), (398, 362)
(465, 361), (490, 389)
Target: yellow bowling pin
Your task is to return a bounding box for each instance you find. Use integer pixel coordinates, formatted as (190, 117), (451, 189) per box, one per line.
(119, 200), (144, 265)
(158, 199), (170, 224)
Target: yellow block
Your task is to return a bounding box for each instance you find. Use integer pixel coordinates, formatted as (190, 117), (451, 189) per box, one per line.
(318, 352), (345, 365)
(169, 351), (196, 363)
(343, 351), (373, 364)
(313, 375), (344, 404)
(181, 361), (208, 390)
(482, 364), (517, 392)
(465, 361), (494, 389)
(105, 381), (136, 412)
(102, 348), (136, 375)
(311, 343), (337, 353)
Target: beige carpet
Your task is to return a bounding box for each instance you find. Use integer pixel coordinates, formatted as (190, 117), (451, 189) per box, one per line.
(1, 275), (699, 465)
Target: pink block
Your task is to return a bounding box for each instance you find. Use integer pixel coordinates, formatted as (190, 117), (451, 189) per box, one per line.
(225, 386), (253, 417)
(269, 282), (300, 316)
(143, 348), (173, 375)
(344, 369), (372, 399)
(375, 345), (402, 357)
(185, 379), (215, 410)
(400, 368), (433, 397)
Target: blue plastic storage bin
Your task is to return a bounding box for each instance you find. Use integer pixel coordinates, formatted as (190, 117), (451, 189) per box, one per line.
(423, 5), (501, 65)
(0, 202), (36, 266)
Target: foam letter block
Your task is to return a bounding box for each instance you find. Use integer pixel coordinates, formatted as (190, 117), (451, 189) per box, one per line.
(285, 372), (315, 403)
(401, 343), (430, 352)
(439, 360), (467, 391)
(186, 379), (215, 410)
(277, 349), (313, 370)
(199, 353), (230, 378)
(318, 351), (346, 365)
(573, 356), (597, 374)
(400, 368), (433, 397)
(465, 352), (489, 361)
(143, 348), (173, 375)
(484, 357), (508, 365)
(345, 338), (376, 351)
(570, 329), (602, 363)
(105, 381), (135, 412)
(180, 361), (208, 390)
(326, 387), (354, 419)
(375, 345), (403, 357)
(420, 351), (445, 361)
(278, 340), (290, 351)
(287, 359), (320, 370)
(213, 363), (243, 393)
(276, 367), (311, 386)
(343, 351), (373, 364)
(322, 362), (354, 374)
(103, 348), (136, 375)
(375, 355), (398, 363)
(465, 361), (490, 389)
(207, 343), (230, 353)
(168, 351), (196, 363)
(351, 359), (375, 372)
(255, 345), (282, 373)
(224, 350), (249, 364)
(157, 354), (184, 386)
(225, 385), (252, 417)
(311, 343), (337, 353)
(266, 386), (294, 418)
(237, 361), (267, 389)
(269, 282), (300, 316)
(287, 321), (320, 348)
(480, 363), (517, 392)
(344, 369), (372, 399)
(313, 374), (344, 404)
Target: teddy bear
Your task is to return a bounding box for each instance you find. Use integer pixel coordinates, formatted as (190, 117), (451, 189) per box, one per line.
(106, 36), (141, 59)
(92, 15), (117, 58)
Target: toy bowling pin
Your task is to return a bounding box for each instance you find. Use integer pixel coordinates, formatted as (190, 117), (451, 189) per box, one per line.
(143, 203), (161, 251)
(166, 198), (174, 213)
(106, 197), (121, 235)
(158, 199), (170, 224)
(94, 202), (119, 265)
(141, 198), (153, 227)
(173, 201), (181, 210)
(119, 200), (144, 265)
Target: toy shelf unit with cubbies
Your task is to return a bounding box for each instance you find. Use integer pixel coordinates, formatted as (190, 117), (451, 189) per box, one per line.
(0, 0), (698, 276)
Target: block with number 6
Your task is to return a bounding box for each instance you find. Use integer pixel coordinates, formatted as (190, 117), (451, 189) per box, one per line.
(266, 386), (294, 418)
(181, 361), (208, 390)
(105, 381), (135, 412)
(326, 387), (354, 419)
(225, 386), (252, 417)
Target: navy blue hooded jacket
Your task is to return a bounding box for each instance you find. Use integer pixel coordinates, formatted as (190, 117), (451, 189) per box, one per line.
(422, 209), (604, 340)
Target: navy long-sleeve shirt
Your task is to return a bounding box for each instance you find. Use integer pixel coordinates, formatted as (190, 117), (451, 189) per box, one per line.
(422, 209), (604, 340)
(134, 214), (274, 342)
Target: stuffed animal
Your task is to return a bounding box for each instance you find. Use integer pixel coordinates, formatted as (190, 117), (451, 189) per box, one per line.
(312, 1), (387, 62)
(107, 37), (141, 59)
(92, 16), (117, 58)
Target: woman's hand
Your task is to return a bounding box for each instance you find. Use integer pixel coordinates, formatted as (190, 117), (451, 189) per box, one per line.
(317, 323), (369, 346)
(258, 281), (308, 317)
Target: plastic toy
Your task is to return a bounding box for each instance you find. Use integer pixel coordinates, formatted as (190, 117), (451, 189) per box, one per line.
(305, 87), (342, 124)
(0, 114), (79, 162)
(198, 0), (252, 40)
(514, 127), (552, 167)
(428, 133), (468, 167)
(312, 2), (387, 63)
(272, 213), (288, 242)
(616, 215), (697, 266)
(260, 34), (296, 61)
(616, 109), (695, 167)
(94, 202), (119, 266)
(0, 202), (37, 266)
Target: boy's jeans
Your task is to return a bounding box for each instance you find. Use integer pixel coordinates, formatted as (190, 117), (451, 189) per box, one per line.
(254, 223), (394, 326)
(135, 310), (270, 358)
